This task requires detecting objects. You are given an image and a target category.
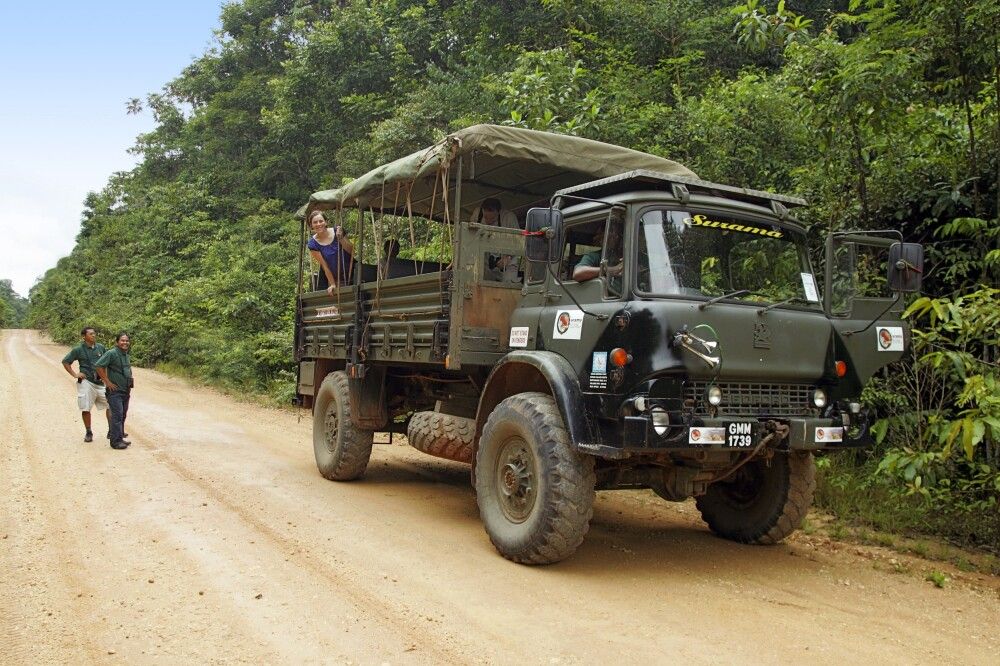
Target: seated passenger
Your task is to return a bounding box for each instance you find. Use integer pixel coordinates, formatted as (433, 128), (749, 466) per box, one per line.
(573, 226), (623, 284)
(308, 211), (355, 293)
(472, 197), (519, 229)
(474, 198), (520, 283)
(378, 238), (400, 279)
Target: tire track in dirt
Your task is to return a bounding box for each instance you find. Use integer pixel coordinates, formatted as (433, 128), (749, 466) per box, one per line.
(0, 332), (103, 662)
(12, 330), (483, 663)
(149, 447), (484, 664)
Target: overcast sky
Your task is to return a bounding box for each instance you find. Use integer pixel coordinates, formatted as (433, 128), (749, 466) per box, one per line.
(0, 2), (224, 298)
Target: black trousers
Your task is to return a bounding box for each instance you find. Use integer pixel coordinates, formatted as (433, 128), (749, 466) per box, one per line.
(108, 390), (131, 444)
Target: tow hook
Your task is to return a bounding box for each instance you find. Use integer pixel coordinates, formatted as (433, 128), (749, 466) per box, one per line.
(716, 421), (789, 480)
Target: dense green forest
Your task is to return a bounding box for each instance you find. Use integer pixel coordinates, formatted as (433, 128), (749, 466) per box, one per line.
(0, 280), (28, 327)
(26, 0), (999, 549)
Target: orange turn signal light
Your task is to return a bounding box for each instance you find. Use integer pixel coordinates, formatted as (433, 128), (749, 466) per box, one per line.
(835, 360), (847, 377)
(610, 348), (631, 367)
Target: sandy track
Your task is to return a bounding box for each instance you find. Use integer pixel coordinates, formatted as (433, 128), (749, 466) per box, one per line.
(1, 329), (997, 664)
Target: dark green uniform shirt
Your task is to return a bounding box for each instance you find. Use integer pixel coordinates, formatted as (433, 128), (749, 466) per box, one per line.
(576, 249), (602, 269)
(575, 250), (623, 292)
(62, 343), (107, 385)
(96, 346), (132, 392)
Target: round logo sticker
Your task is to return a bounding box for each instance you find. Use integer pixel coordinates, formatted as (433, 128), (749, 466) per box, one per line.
(816, 429), (825, 440)
(878, 328), (893, 349)
(691, 429), (701, 441)
(556, 312), (571, 335)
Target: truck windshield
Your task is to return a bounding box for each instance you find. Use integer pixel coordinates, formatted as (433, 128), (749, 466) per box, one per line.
(636, 209), (820, 306)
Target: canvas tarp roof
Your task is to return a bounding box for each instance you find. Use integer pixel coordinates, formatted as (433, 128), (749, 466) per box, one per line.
(304, 124), (696, 220)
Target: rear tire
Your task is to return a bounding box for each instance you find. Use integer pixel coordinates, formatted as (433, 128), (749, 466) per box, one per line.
(312, 371), (373, 481)
(695, 451), (815, 545)
(406, 411), (475, 464)
(475, 392), (595, 564)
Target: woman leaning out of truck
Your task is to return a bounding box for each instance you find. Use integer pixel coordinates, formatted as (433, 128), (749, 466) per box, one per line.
(308, 211), (355, 293)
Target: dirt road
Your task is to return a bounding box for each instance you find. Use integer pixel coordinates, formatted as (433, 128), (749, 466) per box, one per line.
(1, 329), (997, 664)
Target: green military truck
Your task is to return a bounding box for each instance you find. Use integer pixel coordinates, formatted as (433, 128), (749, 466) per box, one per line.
(293, 125), (922, 564)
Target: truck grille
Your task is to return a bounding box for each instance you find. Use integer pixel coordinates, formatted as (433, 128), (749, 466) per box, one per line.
(685, 381), (815, 416)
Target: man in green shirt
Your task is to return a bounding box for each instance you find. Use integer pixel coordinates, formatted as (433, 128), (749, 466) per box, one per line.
(96, 332), (133, 450)
(573, 224), (624, 291)
(61, 327), (110, 442)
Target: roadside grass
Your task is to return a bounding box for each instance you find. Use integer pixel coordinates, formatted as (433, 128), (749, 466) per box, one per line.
(807, 512), (1000, 583)
(813, 457), (1000, 577)
(925, 571), (949, 588)
(154, 360), (299, 411)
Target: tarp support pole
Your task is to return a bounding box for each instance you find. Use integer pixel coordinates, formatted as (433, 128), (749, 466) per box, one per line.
(295, 215), (306, 359)
(350, 202), (364, 373)
(447, 154), (464, 370)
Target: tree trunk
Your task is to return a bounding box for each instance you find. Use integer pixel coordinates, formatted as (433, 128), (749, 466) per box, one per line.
(956, 15), (982, 218)
(851, 119), (870, 225)
(994, 34), (1000, 234)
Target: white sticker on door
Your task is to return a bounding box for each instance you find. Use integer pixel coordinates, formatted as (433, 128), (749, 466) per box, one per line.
(509, 326), (529, 348)
(800, 273), (819, 302)
(589, 351), (608, 389)
(876, 326), (904, 352)
(552, 309), (584, 340)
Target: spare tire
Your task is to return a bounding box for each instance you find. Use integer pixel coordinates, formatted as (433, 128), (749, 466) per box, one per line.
(406, 411), (475, 464)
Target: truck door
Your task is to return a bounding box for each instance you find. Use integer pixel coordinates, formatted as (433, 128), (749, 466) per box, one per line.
(823, 233), (909, 388)
(534, 214), (624, 374)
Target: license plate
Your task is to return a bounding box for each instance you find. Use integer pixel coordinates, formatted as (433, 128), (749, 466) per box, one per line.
(726, 422), (754, 448)
(687, 424), (755, 447)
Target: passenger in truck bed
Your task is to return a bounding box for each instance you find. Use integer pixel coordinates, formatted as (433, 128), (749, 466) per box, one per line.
(378, 238), (400, 280)
(471, 197), (519, 230)
(473, 198), (521, 282)
(307, 211), (354, 292)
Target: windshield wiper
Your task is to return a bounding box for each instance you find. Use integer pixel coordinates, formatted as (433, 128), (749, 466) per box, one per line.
(699, 289), (754, 310)
(757, 297), (814, 314)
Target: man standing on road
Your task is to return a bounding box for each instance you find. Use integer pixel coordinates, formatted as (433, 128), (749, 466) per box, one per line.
(96, 332), (133, 450)
(61, 326), (110, 442)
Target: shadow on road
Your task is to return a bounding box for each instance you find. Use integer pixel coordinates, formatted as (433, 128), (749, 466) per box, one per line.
(349, 452), (812, 578)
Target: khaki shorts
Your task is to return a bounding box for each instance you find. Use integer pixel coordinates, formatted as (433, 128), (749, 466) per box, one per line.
(77, 380), (108, 412)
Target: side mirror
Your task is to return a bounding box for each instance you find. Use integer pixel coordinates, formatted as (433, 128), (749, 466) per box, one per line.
(887, 242), (923, 293)
(525, 207), (564, 264)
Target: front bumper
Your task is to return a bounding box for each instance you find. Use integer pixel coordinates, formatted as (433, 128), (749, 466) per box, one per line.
(618, 412), (873, 453)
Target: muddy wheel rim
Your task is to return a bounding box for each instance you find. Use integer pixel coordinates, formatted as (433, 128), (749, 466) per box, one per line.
(495, 436), (537, 523)
(323, 403), (339, 454)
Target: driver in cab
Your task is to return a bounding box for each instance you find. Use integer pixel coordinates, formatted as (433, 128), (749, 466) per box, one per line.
(573, 224), (623, 283)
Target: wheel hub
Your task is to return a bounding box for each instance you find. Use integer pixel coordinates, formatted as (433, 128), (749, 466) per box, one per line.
(495, 437), (537, 523)
(324, 404), (339, 453)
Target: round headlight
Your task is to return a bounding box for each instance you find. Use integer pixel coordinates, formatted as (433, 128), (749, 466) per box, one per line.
(633, 396), (648, 412)
(651, 407), (670, 436)
(813, 388), (828, 408)
(707, 385), (723, 406)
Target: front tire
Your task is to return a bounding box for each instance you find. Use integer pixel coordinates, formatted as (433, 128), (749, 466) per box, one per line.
(695, 451), (815, 545)
(313, 371), (374, 481)
(475, 392), (595, 564)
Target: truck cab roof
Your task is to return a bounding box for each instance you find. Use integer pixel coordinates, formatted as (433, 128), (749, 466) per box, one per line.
(554, 170), (807, 227)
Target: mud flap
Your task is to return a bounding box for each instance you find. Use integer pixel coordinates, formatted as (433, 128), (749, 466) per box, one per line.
(348, 365), (388, 430)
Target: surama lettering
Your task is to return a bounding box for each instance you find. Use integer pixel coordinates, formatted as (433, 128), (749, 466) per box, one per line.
(683, 214), (783, 238)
